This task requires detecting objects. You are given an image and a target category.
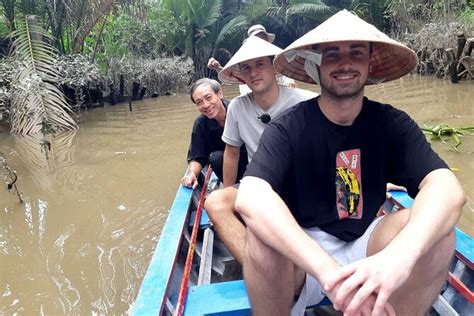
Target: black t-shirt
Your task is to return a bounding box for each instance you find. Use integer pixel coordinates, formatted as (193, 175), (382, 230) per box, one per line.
(187, 100), (247, 166)
(245, 97), (448, 242)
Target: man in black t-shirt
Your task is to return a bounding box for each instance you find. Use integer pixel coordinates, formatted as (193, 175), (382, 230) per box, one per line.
(234, 10), (466, 316)
(181, 78), (247, 188)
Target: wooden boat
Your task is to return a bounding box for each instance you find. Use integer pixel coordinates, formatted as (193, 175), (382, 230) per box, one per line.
(132, 174), (473, 315)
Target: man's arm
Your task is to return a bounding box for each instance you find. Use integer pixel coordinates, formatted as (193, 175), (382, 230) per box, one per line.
(327, 168), (466, 314)
(223, 144), (240, 187)
(236, 176), (344, 287)
(181, 161), (203, 189)
(207, 57), (223, 73)
(236, 176), (395, 314)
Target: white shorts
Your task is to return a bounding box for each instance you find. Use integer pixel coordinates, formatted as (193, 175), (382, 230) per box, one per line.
(291, 216), (384, 316)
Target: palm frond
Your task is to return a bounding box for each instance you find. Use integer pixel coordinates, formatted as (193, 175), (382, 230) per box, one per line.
(213, 15), (248, 51)
(9, 15), (77, 135)
(287, 3), (330, 20)
(189, 0), (223, 30)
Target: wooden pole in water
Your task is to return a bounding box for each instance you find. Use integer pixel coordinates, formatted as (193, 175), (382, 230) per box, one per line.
(446, 48), (458, 83)
(174, 167), (212, 316)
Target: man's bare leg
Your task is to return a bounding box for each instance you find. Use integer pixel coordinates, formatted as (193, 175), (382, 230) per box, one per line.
(368, 209), (455, 315)
(205, 187), (246, 264)
(243, 228), (305, 316)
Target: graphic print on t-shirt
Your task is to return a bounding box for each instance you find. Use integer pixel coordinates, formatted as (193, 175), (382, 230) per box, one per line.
(335, 149), (363, 219)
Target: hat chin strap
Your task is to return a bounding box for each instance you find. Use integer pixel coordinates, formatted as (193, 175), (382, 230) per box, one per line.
(284, 50), (322, 85)
(366, 76), (386, 85)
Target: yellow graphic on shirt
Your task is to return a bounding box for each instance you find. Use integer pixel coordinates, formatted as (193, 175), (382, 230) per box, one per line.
(336, 166), (360, 216)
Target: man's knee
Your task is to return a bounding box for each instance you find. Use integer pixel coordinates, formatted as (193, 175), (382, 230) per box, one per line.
(204, 187), (236, 217)
(204, 190), (223, 216)
(367, 209), (410, 255)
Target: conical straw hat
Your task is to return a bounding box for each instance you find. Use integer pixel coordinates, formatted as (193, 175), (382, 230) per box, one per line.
(274, 10), (418, 85)
(218, 35), (283, 85)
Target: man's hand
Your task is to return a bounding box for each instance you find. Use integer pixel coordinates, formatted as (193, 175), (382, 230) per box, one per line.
(181, 172), (198, 189)
(326, 282), (396, 316)
(324, 249), (413, 315)
(207, 57), (222, 72)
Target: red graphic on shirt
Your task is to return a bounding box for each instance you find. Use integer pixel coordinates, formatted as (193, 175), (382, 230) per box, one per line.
(335, 149), (363, 219)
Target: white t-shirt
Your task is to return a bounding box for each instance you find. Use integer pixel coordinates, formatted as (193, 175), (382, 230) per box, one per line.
(223, 85), (317, 162)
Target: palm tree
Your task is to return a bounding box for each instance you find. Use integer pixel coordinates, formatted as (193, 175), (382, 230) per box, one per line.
(262, 0), (331, 47)
(210, 0), (331, 59)
(162, 0), (224, 77)
(9, 15), (77, 135)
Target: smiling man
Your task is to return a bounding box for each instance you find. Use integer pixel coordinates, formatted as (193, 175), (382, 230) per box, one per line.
(203, 36), (316, 264)
(181, 78), (247, 189)
(218, 36), (316, 187)
(234, 10), (466, 316)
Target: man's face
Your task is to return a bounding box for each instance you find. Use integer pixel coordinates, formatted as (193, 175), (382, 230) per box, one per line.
(318, 41), (371, 99)
(192, 84), (224, 119)
(239, 57), (277, 94)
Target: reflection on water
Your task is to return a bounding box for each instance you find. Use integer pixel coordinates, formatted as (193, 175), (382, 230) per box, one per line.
(0, 75), (472, 314)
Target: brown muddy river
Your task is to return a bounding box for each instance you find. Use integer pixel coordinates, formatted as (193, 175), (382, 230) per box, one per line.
(0, 75), (473, 314)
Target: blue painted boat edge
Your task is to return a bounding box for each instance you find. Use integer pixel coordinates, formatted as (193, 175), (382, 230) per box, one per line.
(132, 184), (193, 315)
(455, 227), (474, 267)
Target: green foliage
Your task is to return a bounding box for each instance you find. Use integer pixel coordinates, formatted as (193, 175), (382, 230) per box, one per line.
(458, 5), (474, 33)
(422, 124), (474, 151)
(207, 0), (331, 71)
(8, 15), (77, 135)
(161, 0), (225, 77)
(264, 0), (330, 46)
(89, 4), (183, 67)
(0, 15), (10, 37)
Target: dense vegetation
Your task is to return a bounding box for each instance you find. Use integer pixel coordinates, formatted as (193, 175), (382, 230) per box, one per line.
(0, 0), (473, 135)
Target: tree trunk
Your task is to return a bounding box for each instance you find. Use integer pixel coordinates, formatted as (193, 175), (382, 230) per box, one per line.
(72, 0), (117, 53)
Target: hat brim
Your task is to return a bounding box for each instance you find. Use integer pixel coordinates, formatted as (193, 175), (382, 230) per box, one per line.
(266, 33), (276, 43)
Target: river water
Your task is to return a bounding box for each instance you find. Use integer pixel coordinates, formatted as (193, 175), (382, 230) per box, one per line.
(0, 75), (472, 314)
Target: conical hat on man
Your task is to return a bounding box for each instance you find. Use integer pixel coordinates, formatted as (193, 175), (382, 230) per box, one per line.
(218, 36), (283, 85)
(273, 10), (418, 85)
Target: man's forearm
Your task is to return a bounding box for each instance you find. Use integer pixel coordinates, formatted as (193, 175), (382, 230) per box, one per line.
(187, 161), (202, 177)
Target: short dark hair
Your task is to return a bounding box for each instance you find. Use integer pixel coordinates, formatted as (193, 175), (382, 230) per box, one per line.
(312, 42), (373, 56)
(189, 78), (222, 103)
(238, 55), (274, 70)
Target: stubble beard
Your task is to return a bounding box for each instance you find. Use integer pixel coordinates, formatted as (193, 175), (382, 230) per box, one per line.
(320, 79), (366, 100)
